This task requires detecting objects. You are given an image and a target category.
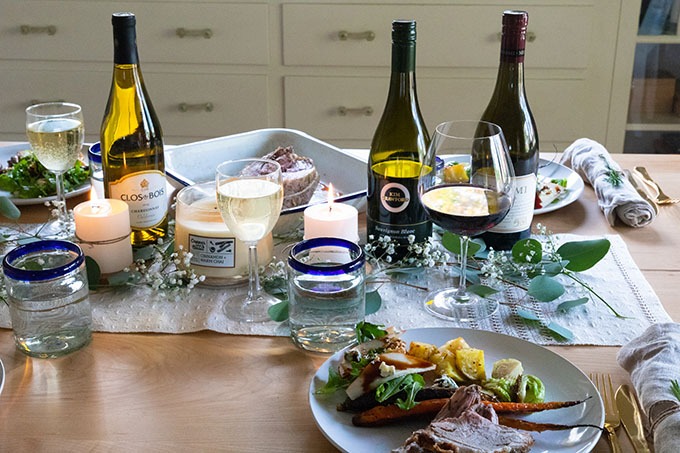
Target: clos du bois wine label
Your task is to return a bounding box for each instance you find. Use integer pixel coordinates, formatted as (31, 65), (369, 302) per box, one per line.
(108, 171), (167, 228)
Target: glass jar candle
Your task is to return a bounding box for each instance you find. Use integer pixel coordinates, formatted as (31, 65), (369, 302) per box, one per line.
(174, 182), (273, 287)
(2, 240), (92, 358)
(287, 237), (365, 353)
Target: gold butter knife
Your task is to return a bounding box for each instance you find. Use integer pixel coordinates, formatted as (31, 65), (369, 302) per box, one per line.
(615, 384), (651, 453)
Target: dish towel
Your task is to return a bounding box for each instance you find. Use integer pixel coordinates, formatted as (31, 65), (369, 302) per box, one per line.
(617, 323), (680, 453)
(560, 138), (656, 227)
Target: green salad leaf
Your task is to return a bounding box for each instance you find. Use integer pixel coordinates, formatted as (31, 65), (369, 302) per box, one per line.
(0, 151), (90, 199)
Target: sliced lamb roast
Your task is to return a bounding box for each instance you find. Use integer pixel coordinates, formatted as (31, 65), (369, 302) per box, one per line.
(242, 146), (320, 209)
(393, 385), (534, 453)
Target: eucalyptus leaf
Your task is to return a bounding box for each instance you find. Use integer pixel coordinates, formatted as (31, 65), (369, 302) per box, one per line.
(527, 275), (565, 302)
(546, 322), (574, 341)
(556, 239), (610, 272)
(268, 300), (289, 322)
(385, 267), (426, 278)
(542, 262), (566, 277)
(557, 297), (589, 312)
(133, 245), (156, 261)
(441, 232), (482, 257)
(365, 290), (382, 315)
(516, 308), (540, 321)
(468, 284), (499, 298)
(0, 196), (20, 220)
(85, 256), (101, 290)
(106, 271), (133, 286)
(512, 238), (542, 264)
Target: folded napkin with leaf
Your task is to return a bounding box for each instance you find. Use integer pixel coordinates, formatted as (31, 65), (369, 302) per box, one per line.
(617, 322), (680, 453)
(560, 138), (656, 227)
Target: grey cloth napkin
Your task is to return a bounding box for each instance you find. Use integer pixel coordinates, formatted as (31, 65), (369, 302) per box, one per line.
(560, 138), (656, 227)
(617, 323), (680, 453)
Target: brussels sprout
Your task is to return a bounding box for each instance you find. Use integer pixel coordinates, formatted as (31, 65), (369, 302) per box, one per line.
(483, 378), (513, 402)
(517, 374), (546, 403)
(491, 358), (524, 382)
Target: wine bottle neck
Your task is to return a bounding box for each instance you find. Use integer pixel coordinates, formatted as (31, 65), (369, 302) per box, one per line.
(391, 42), (416, 74)
(113, 26), (139, 65)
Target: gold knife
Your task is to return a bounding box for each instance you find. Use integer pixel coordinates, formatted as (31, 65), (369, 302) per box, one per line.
(615, 384), (651, 453)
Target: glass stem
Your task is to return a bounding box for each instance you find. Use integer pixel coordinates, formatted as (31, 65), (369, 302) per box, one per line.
(54, 171), (69, 223)
(246, 242), (261, 300)
(456, 235), (470, 300)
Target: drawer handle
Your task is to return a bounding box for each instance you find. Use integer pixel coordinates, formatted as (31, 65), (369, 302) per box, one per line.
(338, 30), (375, 42)
(176, 28), (213, 39)
(178, 102), (214, 112)
(496, 31), (536, 42)
(20, 25), (57, 36)
(338, 106), (373, 116)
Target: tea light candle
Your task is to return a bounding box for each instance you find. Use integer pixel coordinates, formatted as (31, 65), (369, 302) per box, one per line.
(73, 198), (133, 274)
(304, 184), (359, 242)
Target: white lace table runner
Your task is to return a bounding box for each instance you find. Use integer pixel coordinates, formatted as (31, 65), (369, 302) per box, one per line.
(0, 233), (671, 346)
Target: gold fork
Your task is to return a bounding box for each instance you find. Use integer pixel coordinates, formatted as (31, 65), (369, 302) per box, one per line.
(591, 373), (622, 453)
(634, 167), (680, 205)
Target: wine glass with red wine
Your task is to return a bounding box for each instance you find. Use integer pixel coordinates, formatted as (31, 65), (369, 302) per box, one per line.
(418, 120), (515, 322)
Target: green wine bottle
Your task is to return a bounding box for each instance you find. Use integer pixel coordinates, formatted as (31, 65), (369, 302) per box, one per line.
(367, 20), (431, 256)
(101, 12), (168, 246)
(480, 10), (539, 250)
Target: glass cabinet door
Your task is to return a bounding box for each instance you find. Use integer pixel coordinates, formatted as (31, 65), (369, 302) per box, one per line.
(625, 0), (680, 153)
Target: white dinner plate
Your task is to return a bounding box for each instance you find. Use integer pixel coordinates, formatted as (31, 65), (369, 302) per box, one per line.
(535, 158), (584, 215)
(0, 356), (4, 397)
(0, 143), (91, 205)
(309, 327), (604, 453)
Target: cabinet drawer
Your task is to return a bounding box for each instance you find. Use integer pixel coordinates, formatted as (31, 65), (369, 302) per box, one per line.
(0, 68), (110, 141)
(284, 76), (609, 149)
(0, 69), (269, 144)
(283, 4), (592, 69)
(1, 1), (269, 65)
(144, 72), (270, 142)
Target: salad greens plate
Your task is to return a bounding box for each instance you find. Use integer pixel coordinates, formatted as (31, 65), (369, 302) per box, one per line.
(0, 143), (90, 205)
(309, 327), (603, 453)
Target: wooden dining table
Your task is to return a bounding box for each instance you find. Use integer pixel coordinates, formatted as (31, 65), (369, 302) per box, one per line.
(0, 150), (677, 452)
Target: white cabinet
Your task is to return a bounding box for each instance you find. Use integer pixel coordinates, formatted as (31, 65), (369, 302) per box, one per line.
(0, 0), (631, 152)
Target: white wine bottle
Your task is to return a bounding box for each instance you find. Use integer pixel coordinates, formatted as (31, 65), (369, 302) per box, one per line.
(101, 12), (167, 246)
(367, 20), (431, 257)
(480, 10), (539, 250)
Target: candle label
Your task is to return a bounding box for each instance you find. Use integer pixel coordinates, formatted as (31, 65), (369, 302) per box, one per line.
(188, 234), (236, 268)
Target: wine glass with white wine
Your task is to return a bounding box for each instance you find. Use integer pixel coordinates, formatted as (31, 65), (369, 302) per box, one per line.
(418, 120), (515, 322)
(216, 158), (284, 322)
(25, 102), (84, 239)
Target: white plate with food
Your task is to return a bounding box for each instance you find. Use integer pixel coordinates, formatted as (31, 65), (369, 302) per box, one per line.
(0, 143), (91, 205)
(165, 129), (367, 234)
(534, 158), (584, 215)
(309, 327), (603, 453)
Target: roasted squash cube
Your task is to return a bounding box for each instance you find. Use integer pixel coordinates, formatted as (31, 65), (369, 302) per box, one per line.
(408, 341), (438, 361)
(455, 348), (486, 381)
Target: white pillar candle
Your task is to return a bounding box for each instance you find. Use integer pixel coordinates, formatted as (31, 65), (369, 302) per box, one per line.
(73, 199), (133, 274)
(303, 185), (359, 242)
(174, 182), (273, 286)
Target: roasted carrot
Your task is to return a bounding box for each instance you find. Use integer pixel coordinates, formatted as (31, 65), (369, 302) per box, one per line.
(485, 398), (589, 414)
(351, 397), (590, 427)
(498, 416), (602, 432)
(352, 399), (448, 427)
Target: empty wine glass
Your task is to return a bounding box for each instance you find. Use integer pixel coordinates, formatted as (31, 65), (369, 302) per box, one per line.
(216, 158), (284, 322)
(26, 102), (84, 239)
(418, 120), (515, 322)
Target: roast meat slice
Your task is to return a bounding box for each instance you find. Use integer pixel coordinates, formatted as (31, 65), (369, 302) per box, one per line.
(393, 386), (534, 453)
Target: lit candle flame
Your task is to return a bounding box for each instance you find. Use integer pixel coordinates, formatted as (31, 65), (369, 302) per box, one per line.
(327, 183), (335, 212)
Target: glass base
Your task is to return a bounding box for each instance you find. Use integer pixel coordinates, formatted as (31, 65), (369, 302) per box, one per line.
(424, 288), (499, 322)
(225, 292), (280, 323)
(291, 326), (357, 354)
(16, 328), (91, 359)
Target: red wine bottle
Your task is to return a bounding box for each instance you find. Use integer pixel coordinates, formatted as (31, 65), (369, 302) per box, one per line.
(480, 10), (539, 250)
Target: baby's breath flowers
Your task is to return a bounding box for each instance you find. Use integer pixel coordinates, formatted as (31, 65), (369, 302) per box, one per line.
(364, 234), (450, 270)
